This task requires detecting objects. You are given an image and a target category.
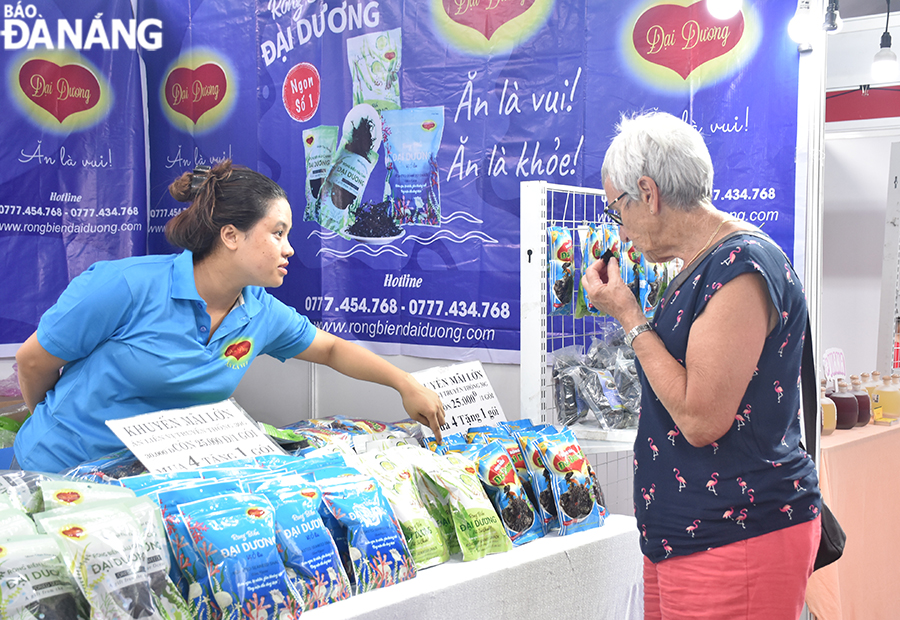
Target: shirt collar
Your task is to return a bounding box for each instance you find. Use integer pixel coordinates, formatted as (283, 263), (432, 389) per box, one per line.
(171, 249), (264, 317)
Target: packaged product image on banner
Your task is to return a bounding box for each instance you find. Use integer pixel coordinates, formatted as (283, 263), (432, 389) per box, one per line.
(302, 126), (339, 222)
(317, 104), (382, 235)
(381, 106), (444, 226)
(346, 28), (401, 112)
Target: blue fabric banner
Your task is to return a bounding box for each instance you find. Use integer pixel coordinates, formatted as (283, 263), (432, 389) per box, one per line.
(0, 0), (148, 349)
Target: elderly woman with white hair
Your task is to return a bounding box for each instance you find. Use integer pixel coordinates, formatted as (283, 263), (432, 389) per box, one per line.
(582, 111), (820, 619)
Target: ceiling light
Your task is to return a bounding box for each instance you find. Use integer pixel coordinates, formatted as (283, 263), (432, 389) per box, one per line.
(788, 0), (816, 50)
(823, 0), (843, 34)
(706, 0), (742, 20)
(872, 0), (900, 83)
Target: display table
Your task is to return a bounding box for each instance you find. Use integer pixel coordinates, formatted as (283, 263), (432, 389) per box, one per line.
(805, 423), (900, 619)
(304, 514), (643, 620)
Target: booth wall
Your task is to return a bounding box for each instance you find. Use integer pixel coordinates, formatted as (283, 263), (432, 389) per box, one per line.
(823, 13), (900, 374)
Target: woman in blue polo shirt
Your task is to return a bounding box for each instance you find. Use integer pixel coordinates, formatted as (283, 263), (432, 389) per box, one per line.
(13, 161), (445, 473)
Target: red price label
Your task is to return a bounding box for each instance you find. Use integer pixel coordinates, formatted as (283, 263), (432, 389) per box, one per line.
(283, 62), (320, 122)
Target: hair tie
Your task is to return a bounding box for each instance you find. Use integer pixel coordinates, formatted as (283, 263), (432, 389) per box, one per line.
(191, 165), (211, 194)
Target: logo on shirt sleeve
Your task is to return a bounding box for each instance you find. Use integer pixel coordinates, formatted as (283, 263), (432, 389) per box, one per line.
(222, 338), (254, 369)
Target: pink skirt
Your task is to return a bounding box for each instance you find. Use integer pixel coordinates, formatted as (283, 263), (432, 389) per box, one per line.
(643, 517), (820, 620)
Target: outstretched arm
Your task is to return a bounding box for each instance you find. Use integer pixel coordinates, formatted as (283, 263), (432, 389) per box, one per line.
(295, 328), (446, 441)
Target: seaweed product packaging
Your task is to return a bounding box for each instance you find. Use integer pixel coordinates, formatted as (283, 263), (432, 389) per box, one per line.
(0, 470), (65, 513)
(178, 493), (304, 620)
(242, 476), (351, 610)
(124, 497), (193, 620)
(536, 428), (607, 536)
(381, 106), (444, 226)
(346, 28), (401, 111)
(155, 479), (242, 620)
(302, 125), (339, 222)
(548, 226), (575, 316)
(357, 448), (449, 570)
(34, 504), (164, 620)
(410, 450), (512, 561)
(317, 104), (382, 234)
(60, 448), (147, 483)
(575, 224), (604, 319)
(474, 442), (543, 546)
(41, 479), (136, 512)
(552, 345), (589, 426)
(621, 240), (647, 308)
(401, 450), (460, 556)
(642, 255), (667, 316)
(119, 471), (204, 494)
(572, 366), (628, 431)
(514, 428), (559, 535)
(0, 534), (90, 620)
(0, 507), (37, 540)
(318, 475), (416, 594)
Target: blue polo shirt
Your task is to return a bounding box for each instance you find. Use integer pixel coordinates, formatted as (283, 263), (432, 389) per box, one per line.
(14, 250), (316, 473)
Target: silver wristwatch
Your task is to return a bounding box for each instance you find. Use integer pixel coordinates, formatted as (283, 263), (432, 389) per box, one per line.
(624, 322), (653, 347)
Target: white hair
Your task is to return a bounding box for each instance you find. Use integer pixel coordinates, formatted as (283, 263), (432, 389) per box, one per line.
(600, 111), (714, 211)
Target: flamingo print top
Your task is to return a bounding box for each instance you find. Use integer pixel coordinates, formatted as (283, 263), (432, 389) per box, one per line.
(634, 232), (820, 563)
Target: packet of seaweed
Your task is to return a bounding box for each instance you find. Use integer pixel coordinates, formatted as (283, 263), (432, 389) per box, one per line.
(537, 428), (606, 535)
(178, 493), (303, 620)
(410, 450), (512, 561)
(0, 507), (37, 540)
(358, 446), (450, 569)
(573, 367), (627, 430)
(401, 450), (459, 556)
(514, 428), (559, 534)
(318, 475), (415, 594)
(155, 479), (242, 620)
(243, 476), (351, 610)
(60, 448), (147, 483)
(621, 240), (646, 307)
(34, 504), (163, 620)
(303, 125), (340, 222)
(551, 345), (588, 426)
(642, 255), (666, 316)
(346, 28), (401, 111)
(124, 497), (193, 620)
(575, 224), (604, 318)
(41, 479), (136, 512)
(0, 470), (65, 513)
(548, 226), (575, 316)
(381, 106), (444, 226)
(0, 534), (90, 620)
(317, 104), (382, 235)
(474, 442), (543, 546)
(119, 471), (205, 494)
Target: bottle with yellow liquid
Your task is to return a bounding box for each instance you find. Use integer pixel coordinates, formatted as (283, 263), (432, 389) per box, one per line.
(820, 387), (837, 436)
(874, 375), (900, 419)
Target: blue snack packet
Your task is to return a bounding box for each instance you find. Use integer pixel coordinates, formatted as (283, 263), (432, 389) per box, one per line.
(475, 442), (544, 546)
(178, 493), (303, 620)
(548, 226), (575, 316)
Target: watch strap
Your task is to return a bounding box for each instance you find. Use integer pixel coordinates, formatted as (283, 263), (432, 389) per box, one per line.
(625, 322), (653, 347)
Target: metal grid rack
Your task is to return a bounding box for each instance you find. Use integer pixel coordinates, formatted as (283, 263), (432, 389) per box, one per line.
(520, 181), (634, 515)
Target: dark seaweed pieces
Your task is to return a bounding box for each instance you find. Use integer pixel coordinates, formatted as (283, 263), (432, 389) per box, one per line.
(559, 472), (594, 520)
(587, 466), (606, 508)
(333, 117), (378, 210)
(347, 200), (402, 238)
(539, 469), (557, 517)
(499, 486), (534, 533)
(310, 178), (323, 199)
(552, 265), (573, 304)
(25, 592), (87, 620)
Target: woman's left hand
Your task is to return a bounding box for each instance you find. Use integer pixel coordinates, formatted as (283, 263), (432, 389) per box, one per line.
(581, 256), (646, 330)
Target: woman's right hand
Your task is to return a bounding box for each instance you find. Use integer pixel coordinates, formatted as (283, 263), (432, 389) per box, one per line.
(581, 256), (646, 331)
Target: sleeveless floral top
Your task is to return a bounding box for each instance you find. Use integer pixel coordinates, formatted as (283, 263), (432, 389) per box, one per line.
(634, 232), (820, 563)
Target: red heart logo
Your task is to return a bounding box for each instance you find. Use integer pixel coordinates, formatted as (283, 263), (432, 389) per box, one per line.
(442, 0), (536, 41)
(164, 63), (228, 124)
(633, 2), (744, 80)
(18, 59), (100, 123)
(224, 340), (251, 361)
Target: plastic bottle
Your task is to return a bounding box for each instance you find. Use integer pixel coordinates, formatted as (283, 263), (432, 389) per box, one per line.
(831, 381), (859, 430)
(849, 376), (872, 426)
(820, 388), (837, 436)
(874, 376), (900, 418)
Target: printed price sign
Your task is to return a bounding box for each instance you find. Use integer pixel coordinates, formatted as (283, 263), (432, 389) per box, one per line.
(106, 399), (284, 472)
(412, 360), (506, 437)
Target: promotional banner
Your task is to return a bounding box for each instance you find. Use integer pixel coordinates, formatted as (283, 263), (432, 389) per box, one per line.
(0, 0), (150, 352)
(257, 0), (799, 364)
(0, 0), (801, 364)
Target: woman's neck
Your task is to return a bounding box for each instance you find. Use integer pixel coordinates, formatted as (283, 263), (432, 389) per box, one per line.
(193, 253), (243, 312)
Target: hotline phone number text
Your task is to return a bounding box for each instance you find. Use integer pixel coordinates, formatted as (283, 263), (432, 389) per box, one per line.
(305, 296), (512, 320)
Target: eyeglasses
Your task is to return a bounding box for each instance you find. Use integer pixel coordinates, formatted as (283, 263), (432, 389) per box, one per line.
(604, 191), (628, 225)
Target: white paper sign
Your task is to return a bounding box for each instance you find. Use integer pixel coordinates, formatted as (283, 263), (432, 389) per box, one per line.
(412, 360), (506, 436)
(106, 399), (284, 473)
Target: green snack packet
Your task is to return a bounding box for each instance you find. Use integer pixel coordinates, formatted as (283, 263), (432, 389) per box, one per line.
(302, 125), (339, 222)
(0, 507), (37, 541)
(347, 28), (401, 112)
(41, 479), (136, 512)
(0, 535), (90, 620)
